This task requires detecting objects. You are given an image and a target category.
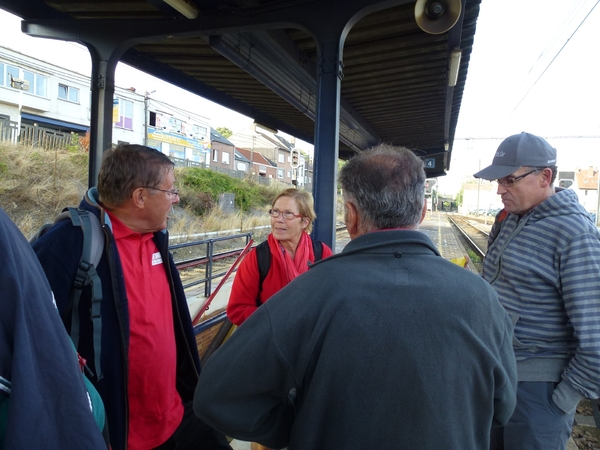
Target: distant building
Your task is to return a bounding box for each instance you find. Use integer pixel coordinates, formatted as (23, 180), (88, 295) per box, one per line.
(460, 182), (503, 216)
(235, 147), (277, 180)
(0, 45), (305, 187)
(208, 128), (235, 172)
(229, 124), (306, 186)
(571, 166), (598, 214)
(0, 46), (213, 160)
(0, 46), (90, 137)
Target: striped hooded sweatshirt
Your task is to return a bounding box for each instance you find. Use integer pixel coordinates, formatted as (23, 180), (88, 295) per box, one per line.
(483, 188), (600, 414)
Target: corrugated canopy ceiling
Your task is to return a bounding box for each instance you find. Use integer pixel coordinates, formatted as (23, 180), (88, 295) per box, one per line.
(0, 0), (481, 176)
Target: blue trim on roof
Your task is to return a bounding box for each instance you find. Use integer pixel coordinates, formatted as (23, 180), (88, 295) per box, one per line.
(21, 113), (89, 132)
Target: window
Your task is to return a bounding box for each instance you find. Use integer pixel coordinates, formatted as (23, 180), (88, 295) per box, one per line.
(277, 169), (284, 179)
(192, 125), (207, 140)
(169, 117), (182, 134)
(6, 65), (19, 85)
(2, 65), (48, 97)
(23, 70), (34, 92)
(35, 75), (47, 97)
(237, 162), (247, 171)
(115, 98), (133, 129)
(58, 84), (79, 103)
(287, 171), (291, 178)
(212, 149), (218, 162)
(278, 153), (285, 163)
(259, 165), (266, 174)
(222, 152), (230, 164)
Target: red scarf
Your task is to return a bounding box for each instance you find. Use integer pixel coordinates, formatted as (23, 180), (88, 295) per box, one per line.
(269, 232), (314, 284)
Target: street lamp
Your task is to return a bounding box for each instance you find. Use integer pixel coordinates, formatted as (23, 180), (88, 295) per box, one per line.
(10, 75), (29, 140)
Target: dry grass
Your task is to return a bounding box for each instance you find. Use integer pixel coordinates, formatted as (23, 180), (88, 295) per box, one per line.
(0, 142), (88, 238)
(0, 141), (272, 239)
(168, 205), (270, 239)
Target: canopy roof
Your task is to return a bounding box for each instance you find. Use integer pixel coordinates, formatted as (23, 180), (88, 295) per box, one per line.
(0, 0), (481, 177)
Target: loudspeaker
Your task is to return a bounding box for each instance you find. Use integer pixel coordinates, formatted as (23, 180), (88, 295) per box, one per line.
(415, 0), (462, 35)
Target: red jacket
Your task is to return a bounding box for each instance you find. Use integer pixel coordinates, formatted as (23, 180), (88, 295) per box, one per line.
(227, 234), (332, 325)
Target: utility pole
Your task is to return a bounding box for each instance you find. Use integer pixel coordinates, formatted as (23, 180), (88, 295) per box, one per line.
(251, 135), (255, 176)
(144, 90), (155, 146)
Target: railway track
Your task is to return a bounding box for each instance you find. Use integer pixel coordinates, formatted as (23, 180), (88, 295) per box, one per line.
(447, 215), (493, 273)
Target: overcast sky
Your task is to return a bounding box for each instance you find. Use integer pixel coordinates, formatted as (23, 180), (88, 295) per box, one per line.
(0, 1), (599, 194)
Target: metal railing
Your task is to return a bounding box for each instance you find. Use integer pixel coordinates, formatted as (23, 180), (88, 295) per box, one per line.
(170, 231), (253, 297)
(171, 232), (253, 362)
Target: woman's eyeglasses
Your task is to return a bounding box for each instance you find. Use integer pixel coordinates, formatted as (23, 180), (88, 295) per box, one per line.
(269, 209), (302, 220)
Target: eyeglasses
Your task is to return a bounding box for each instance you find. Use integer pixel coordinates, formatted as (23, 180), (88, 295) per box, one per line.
(496, 169), (542, 187)
(143, 186), (180, 197)
(268, 209), (302, 220)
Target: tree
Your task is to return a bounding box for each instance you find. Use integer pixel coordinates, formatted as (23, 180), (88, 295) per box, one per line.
(216, 127), (232, 138)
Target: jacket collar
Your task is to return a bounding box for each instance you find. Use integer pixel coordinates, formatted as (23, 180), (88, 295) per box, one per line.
(343, 229), (440, 256)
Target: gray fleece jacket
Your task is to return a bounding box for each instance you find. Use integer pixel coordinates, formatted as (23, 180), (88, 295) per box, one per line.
(483, 188), (600, 413)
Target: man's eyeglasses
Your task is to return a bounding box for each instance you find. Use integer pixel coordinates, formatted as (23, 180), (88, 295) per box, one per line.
(143, 186), (180, 197)
(268, 209), (302, 220)
(496, 169), (542, 188)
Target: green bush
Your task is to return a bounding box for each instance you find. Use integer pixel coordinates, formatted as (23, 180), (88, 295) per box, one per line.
(177, 167), (280, 212)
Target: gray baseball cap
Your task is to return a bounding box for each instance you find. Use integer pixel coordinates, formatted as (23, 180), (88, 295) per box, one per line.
(474, 132), (557, 180)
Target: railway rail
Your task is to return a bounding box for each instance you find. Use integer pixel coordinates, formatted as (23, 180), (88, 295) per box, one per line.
(447, 214), (492, 273)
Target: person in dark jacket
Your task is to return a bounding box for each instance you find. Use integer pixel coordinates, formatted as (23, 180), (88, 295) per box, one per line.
(0, 207), (107, 450)
(194, 144), (518, 449)
(33, 144), (231, 450)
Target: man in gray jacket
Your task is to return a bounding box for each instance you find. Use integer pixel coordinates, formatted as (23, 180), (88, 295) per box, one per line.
(474, 132), (600, 450)
(195, 144), (517, 449)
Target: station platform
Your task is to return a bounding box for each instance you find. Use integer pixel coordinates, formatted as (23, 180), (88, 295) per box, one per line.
(335, 211), (474, 270)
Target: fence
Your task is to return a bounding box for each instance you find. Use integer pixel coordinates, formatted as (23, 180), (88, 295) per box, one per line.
(0, 121), (73, 149)
(20, 124), (73, 149)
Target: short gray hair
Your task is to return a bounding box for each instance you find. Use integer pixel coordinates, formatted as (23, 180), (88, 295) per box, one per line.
(98, 144), (174, 208)
(339, 144), (426, 231)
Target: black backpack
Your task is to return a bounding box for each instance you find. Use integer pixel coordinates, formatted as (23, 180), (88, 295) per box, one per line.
(254, 238), (323, 306)
(30, 207), (105, 381)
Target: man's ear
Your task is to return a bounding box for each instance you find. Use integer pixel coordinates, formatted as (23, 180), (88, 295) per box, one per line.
(130, 187), (147, 210)
(345, 201), (359, 239)
(540, 167), (553, 188)
(419, 200), (428, 224)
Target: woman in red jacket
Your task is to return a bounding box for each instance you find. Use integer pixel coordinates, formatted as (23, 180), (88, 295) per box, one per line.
(227, 188), (333, 326)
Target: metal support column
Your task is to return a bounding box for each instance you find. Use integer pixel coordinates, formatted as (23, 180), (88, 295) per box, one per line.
(87, 45), (120, 188)
(312, 37), (343, 249)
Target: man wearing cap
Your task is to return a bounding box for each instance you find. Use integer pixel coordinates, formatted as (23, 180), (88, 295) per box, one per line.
(474, 132), (600, 450)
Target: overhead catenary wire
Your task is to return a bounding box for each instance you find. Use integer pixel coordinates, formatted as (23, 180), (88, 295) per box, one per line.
(511, 0), (599, 114)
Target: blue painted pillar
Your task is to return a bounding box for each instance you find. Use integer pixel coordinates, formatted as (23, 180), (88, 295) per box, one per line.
(312, 37), (343, 249)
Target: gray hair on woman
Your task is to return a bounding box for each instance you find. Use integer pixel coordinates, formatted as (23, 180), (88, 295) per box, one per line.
(339, 144), (426, 233)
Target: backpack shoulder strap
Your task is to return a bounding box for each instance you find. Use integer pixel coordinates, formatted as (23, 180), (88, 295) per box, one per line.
(488, 208), (509, 248)
(311, 239), (323, 262)
(255, 239), (323, 307)
(255, 240), (271, 307)
(65, 207), (105, 381)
